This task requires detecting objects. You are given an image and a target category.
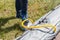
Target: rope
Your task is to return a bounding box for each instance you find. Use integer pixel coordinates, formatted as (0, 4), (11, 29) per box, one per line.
(21, 19), (56, 32)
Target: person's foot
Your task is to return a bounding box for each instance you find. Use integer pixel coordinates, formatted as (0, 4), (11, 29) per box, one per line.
(16, 14), (22, 19)
(24, 20), (29, 26)
(19, 20), (29, 31)
(23, 19), (32, 29)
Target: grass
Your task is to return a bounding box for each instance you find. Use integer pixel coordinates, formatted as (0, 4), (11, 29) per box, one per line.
(0, 0), (60, 40)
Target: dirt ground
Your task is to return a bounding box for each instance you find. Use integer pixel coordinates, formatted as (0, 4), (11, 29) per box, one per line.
(54, 33), (60, 40)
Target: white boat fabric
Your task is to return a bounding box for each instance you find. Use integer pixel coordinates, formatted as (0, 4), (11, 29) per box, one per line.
(16, 5), (60, 40)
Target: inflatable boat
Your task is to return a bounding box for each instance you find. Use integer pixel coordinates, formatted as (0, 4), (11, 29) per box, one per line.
(15, 5), (60, 40)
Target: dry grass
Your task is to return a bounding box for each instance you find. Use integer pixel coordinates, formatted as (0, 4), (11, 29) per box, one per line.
(0, 0), (60, 40)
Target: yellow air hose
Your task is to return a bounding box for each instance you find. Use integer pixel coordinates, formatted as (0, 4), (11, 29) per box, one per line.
(21, 19), (56, 32)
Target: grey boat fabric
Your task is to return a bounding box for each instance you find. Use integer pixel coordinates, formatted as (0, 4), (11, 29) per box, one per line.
(15, 5), (60, 40)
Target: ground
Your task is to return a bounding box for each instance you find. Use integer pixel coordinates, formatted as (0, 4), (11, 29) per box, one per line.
(0, 0), (60, 40)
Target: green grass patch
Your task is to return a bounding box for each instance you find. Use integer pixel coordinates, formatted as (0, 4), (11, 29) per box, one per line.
(0, 0), (60, 40)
